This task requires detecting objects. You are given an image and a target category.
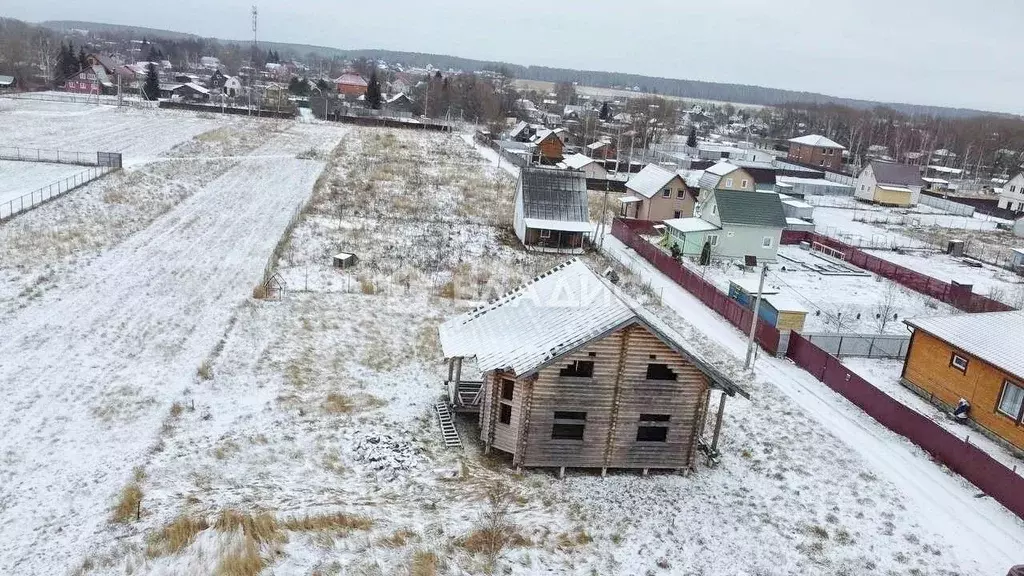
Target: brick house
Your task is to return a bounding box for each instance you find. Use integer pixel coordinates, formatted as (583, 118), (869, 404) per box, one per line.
(787, 134), (846, 171)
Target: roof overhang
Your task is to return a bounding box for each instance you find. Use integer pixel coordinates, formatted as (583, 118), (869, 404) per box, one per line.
(523, 218), (592, 233)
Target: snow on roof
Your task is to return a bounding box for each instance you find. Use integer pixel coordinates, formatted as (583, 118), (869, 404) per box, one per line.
(786, 217), (813, 225)
(626, 164), (679, 198)
(921, 176), (950, 184)
(335, 73), (368, 86)
(663, 217), (720, 233)
(781, 198), (813, 209)
(438, 259), (746, 396)
(788, 134), (845, 149)
(682, 169), (704, 189)
(522, 218), (592, 232)
(562, 153), (596, 170)
(777, 176), (851, 188)
(182, 82), (210, 94)
(728, 278), (781, 295)
(762, 294), (809, 314)
(586, 140), (609, 150)
(705, 160), (740, 177)
(618, 195), (642, 203)
(877, 185), (912, 193)
(927, 165), (963, 175)
(906, 311), (1024, 379)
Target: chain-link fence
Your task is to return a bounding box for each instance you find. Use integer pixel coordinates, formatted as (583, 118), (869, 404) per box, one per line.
(0, 166), (117, 221)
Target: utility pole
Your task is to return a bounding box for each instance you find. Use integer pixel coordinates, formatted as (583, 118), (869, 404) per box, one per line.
(744, 265), (768, 370)
(597, 180), (610, 250)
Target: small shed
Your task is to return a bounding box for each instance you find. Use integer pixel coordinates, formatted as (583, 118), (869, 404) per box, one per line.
(727, 278), (780, 308)
(785, 217), (815, 233)
(780, 197), (814, 221)
(1011, 248), (1024, 270)
(758, 294), (808, 332)
(332, 252), (358, 269)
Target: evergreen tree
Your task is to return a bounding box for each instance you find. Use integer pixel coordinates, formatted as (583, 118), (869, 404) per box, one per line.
(599, 101), (609, 120)
(143, 63), (160, 101)
(147, 46), (159, 63)
(78, 47), (88, 71)
(686, 125), (698, 148)
(316, 78), (330, 93)
(365, 70), (382, 109)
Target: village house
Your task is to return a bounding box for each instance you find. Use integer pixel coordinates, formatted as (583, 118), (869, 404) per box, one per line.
(384, 92), (414, 114)
(697, 160), (758, 200)
(529, 128), (566, 164)
(902, 311), (1024, 453)
(513, 166), (590, 252)
(168, 82), (210, 102)
(585, 139), (615, 159)
(854, 161), (923, 207)
(221, 76), (243, 98)
(438, 259), (747, 473)
(998, 172), (1024, 213)
(683, 189), (785, 262)
(0, 75), (15, 91)
(562, 153), (609, 180)
(335, 72), (368, 97)
(620, 164), (697, 220)
(207, 69), (228, 90)
(787, 134), (845, 171)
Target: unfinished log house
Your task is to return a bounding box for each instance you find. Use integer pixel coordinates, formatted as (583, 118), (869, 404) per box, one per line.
(439, 259), (747, 473)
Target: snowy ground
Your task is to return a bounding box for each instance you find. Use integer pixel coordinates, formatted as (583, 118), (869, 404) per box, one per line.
(685, 244), (954, 334)
(602, 234), (1024, 575)
(0, 116), (349, 575)
(842, 358), (1024, 476)
(6, 113), (1024, 575)
(0, 98), (220, 167)
(0, 159), (92, 206)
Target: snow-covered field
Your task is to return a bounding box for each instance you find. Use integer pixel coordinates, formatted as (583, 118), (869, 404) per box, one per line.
(0, 111), (349, 575)
(843, 357), (1024, 476)
(4, 108), (1024, 575)
(0, 159), (93, 207)
(0, 98), (220, 166)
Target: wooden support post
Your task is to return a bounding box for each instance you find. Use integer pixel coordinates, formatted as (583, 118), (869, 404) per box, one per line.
(642, 468), (649, 477)
(558, 467), (565, 479)
(454, 357), (463, 388)
(711, 392), (728, 453)
(447, 358), (454, 382)
(601, 467), (607, 478)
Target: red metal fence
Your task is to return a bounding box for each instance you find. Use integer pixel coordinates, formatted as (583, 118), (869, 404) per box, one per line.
(787, 332), (1024, 521)
(780, 230), (1013, 313)
(611, 219), (781, 355)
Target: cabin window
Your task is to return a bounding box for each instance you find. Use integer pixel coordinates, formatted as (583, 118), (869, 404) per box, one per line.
(741, 179), (749, 189)
(662, 189), (670, 197)
(551, 411), (586, 440)
(645, 363), (678, 381)
(949, 353), (969, 373)
(559, 360), (594, 378)
(997, 380), (1024, 421)
(762, 236), (773, 249)
(725, 178), (733, 188)
(499, 403), (512, 425)
(501, 379), (515, 401)
(707, 234), (719, 247)
(677, 190), (685, 199)
(673, 210), (682, 218)
(539, 229), (552, 239)
(636, 414), (671, 442)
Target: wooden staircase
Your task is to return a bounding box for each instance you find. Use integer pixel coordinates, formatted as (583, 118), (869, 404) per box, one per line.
(434, 400), (463, 449)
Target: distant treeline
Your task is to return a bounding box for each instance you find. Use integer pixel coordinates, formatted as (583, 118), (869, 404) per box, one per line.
(37, 19), (1009, 119)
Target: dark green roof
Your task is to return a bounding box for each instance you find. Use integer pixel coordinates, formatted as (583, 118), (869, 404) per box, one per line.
(713, 190), (786, 228)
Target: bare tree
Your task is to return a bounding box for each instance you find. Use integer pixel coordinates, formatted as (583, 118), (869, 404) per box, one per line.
(871, 283), (901, 334)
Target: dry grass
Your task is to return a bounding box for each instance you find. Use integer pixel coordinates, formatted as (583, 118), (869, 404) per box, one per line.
(197, 360), (213, 381)
(214, 510), (286, 545)
(215, 536), (266, 576)
(111, 482), (143, 523)
(410, 550), (441, 576)
(147, 515), (211, 557)
(322, 393), (354, 414)
(459, 526), (530, 556)
(555, 529), (593, 549)
(281, 512), (373, 533)
(378, 529), (418, 548)
(169, 401), (185, 418)
(358, 277), (378, 295)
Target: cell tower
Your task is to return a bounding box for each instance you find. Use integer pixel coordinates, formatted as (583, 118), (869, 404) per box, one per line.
(251, 5), (258, 52)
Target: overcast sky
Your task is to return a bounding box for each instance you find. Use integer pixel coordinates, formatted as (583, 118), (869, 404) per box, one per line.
(2, 0), (1021, 114)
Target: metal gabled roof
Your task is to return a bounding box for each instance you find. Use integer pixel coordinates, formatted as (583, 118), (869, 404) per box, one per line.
(438, 259), (747, 397)
(519, 166), (589, 224)
(906, 311), (1024, 379)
